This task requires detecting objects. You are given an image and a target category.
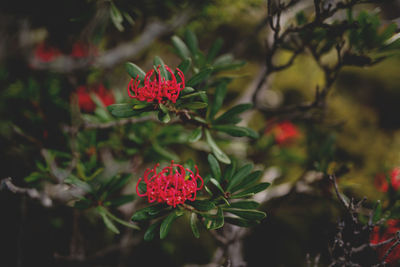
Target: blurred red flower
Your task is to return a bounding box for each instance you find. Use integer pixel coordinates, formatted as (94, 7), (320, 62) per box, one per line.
(390, 167), (400, 191)
(127, 65), (185, 103)
(267, 121), (300, 145)
(71, 41), (97, 58)
(77, 84), (115, 112)
(370, 219), (400, 266)
(136, 161), (204, 207)
(34, 42), (60, 62)
(374, 173), (389, 192)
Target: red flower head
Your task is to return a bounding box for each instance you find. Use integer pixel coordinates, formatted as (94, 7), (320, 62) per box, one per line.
(127, 65), (185, 103)
(370, 219), (400, 265)
(136, 161), (204, 207)
(34, 42), (60, 62)
(71, 41), (98, 58)
(77, 84), (115, 113)
(374, 173), (389, 192)
(266, 121), (300, 145)
(390, 167), (400, 191)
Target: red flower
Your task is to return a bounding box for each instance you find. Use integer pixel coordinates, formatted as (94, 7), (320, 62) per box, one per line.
(77, 84), (115, 112)
(127, 65), (185, 103)
(390, 167), (400, 191)
(136, 161), (204, 207)
(267, 121), (300, 145)
(34, 42), (60, 62)
(375, 173), (389, 192)
(71, 41), (98, 58)
(370, 219), (400, 265)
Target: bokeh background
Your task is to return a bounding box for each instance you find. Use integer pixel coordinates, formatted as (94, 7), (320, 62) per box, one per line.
(1, 0), (400, 266)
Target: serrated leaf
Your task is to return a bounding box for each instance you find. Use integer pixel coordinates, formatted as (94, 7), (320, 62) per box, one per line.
(214, 103), (252, 124)
(171, 35), (191, 60)
(184, 29), (198, 54)
(224, 208), (266, 220)
(231, 171), (262, 193)
(207, 38), (223, 63)
(160, 211), (183, 239)
(131, 204), (167, 221)
(227, 163), (253, 191)
(125, 62), (146, 81)
(153, 56), (168, 79)
(209, 82), (227, 119)
(205, 129), (231, 164)
(144, 220), (162, 241)
(189, 199), (216, 211)
(107, 104), (141, 118)
(190, 213), (200, 238)
(208, 154), (221, 181)
(232, 183), (270, 198)
(227, 200), (259, 209)
(225, 217), (260, 227)
(188, 127), (202, 142)
(187, 67), (213, 87)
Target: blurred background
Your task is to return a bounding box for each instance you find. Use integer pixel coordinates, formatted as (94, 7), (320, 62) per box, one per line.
(1, 0), (400, 266)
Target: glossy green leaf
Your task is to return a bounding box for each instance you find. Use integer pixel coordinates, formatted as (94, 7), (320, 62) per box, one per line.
(227, 163), (253, 191)
(208, 154), (221, 181)
(105, 195), (135, 207)
(171, 35), (191, 60)
(231, 171), (262, 193)
(203, 207), (224, 230)
(190, 213), (200, 238)
(188, 127), (202, 142)
(207, 38), (223, 63)
(223, 160), (236, 182)
(227, 200), (259, 210)
(184, 29), (198, 54)
(125, 62), (146, 81)
(210, 178), (225, 195)
(180, 91), (206, 99)
(177, 58), (192, 75)
(209, 82), (227, 118)
(160, 211), (183, 239)
(181, 101), (208, 110)
(144, 220), (162, 241)
(153, 56), (168, 79)
(181, 86), (195, 95)
(225, 217), (260, 227)
(131, 204), (167, 221)
(107, 104), (141, 118)
(187, 67), (213, 87)
(205, 129), (231, 164)
(214, 103), (252, 124)
(189, 199), (216, 211)
(212, 125), (257, 138)
(224, 208), (266, 220)
(232, 182), (270, 198)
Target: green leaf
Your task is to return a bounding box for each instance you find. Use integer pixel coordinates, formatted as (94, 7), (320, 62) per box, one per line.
(131, 204), (167, 221)
(157, 110), (171, 123)
(107, 174), (132, 195)
(181, 87), (195, 95)
(180, 102), (208, 110)
(160, 210), (183, 239)
(153, 56), (168, 79)
(158, 103), (169, 113)
(208, 154), (221, 181)
(232, 183), (270, 198)
(223, 160), (236, 182)
(189, 199), (216, 211)
(190, 213), (200, 238)
(110, 2), (124, 31)
(210, 178), (225, 195)
(105, 195), (135, 207)
(231, 171), (262, 193)
(188, 127), (202, 142)
(144, 220), (162, 241)
(125, 62), (146, 81)
(205, 129), (231, 164)
(187, 67), (213, 87)
(153, 142), (179, 161)
(214, 103), (252, 124)
(213, 53), (233, 65)
(207, 38), (223, 63)
(225, 217), (260, 227)
(177, 58), (192, 75)
(227, 200), (259, 209)
(98, 207), (120, 234)
(203, 207), (224, 230)
(224, 208), (266, 220)
(184, 29), (198, 54)
(372, 200), (382, 224)
(180, 91), (206, 99)
(107, 104), (141, 118)
(209, 82), (227, 119)
(227, 163), (254, 191)
(74, 198), (92, 210)
(212, 125), (258, 139)
(171, 35), (191, 60)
